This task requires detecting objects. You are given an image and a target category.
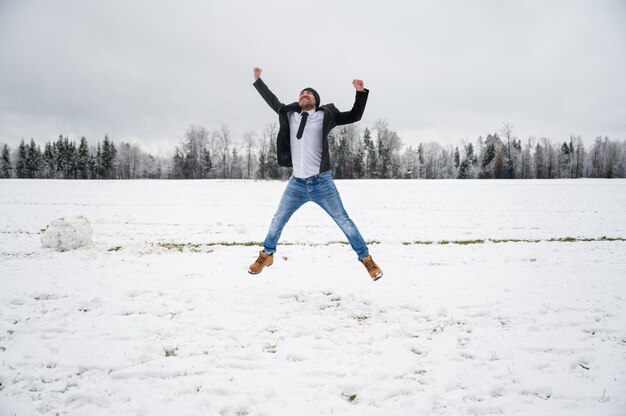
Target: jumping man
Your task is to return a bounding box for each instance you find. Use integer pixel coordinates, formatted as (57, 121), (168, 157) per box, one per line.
(248, 67), (383, 281)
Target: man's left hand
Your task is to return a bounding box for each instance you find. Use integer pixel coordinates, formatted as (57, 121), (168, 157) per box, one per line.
(352, 79), (365, 92)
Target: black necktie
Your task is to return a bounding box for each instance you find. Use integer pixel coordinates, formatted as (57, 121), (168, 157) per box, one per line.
(296, 112), (308, 139)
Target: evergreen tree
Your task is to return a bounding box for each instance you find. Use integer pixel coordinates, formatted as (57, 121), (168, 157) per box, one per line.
(1, 144), (11, 178)
(481, 142), (496, 174)
(42, 141), (56, 178)
(95, 143), (103, 179)
(417, 143), (424, 178)
(183, 151), (194, 179)
(559, 141), (571, 178)
(202, 147), (213, 178)
(465, 143), (476, 166)
(267, 137), (279, 179)
(334, 130), (350, 179)
(78, 137), (90, 179)
(101, 135), (117, 179)
(55, 135), (66, 177)
(172, 148), (184, 178)
(256, 148), (267, 179)
(88, 154), (97, 178)
(26, 139), (42, 178)
(457, 159), (470, 179)
(16, 139), (28, 178)
(66, 138), (78, 178)
(352, 136), (365, 179)
(454, 147), (460, 169)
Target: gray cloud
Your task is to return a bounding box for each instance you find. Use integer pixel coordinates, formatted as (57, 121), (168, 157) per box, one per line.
(1, 0), (624, 155)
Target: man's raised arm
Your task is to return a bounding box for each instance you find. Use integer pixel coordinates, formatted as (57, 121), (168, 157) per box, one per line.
(335, 78), (369, 126)
(253, 67), (283, 114)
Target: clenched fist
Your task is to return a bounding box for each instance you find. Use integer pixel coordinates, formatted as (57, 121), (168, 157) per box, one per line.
(352, 79), (365, 91)
(253, 67), (262, 81)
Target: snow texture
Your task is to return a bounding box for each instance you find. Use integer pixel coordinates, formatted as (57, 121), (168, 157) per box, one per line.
(40, 216), (92, 251)
(1, 179), (625, 416)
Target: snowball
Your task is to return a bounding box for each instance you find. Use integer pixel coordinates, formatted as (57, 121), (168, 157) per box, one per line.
(41, 216), (93, 251)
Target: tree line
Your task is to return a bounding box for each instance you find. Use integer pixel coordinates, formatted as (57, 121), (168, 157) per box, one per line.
(1, 121), (625, 179)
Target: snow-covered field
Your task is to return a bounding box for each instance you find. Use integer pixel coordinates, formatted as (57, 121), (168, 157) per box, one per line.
(1, 179), (625, 416)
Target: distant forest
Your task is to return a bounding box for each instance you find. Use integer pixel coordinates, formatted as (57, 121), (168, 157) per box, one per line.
(1, 120), (625, 179)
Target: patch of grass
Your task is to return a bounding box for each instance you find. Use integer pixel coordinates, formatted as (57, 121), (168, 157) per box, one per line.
(456, 239), (485, 245)
(218, 241), (262, 247)
(154, 236), (624, 252)
(491, 239), (541, 244)
(263, 342), (278, 354)
(353, 314), (369, 323)
(549, 237), (577, 243)
(107, 245), (122, 252)
(163, 346), (178, 357)
(159, 243), (185, 252)
(158, 242), (214, 253)
(401, 236), (624, 246)
(342, 393), (358, 403)
(155, 239), (381, 252)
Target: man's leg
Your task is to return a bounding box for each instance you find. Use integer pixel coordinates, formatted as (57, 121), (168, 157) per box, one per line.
(312, 173), (383, 280)
(312, 174), (369, 260)
(263, 178), (307, 254)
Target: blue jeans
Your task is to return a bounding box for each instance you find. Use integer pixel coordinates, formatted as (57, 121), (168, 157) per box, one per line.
(263, 171), (369, 260)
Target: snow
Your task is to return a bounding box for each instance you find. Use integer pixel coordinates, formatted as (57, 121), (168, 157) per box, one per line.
(1, 178), (625, 415)
(40, 216), (92, 251)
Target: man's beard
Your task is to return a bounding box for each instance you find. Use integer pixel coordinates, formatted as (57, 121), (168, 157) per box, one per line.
(299, 101), (315, 111)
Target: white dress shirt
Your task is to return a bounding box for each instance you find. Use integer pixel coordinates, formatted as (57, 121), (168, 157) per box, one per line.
(288, 110), (324, 178)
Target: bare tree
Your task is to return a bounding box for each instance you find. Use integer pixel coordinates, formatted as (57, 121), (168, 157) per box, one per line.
(500, 123), (519, 179)
(178, 125), (210, 179)
(243, 130), (256, 179)
(521, 136), (535, 178)
(217, 124), (231, 179)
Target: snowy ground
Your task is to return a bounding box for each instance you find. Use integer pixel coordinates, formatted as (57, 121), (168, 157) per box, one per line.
(1, 179), (625, 416)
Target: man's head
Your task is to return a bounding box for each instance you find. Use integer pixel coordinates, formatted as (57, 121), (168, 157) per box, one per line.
(299, 87), (320, 111)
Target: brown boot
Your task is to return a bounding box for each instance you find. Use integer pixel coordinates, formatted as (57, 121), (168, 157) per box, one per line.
(360, 255), (383, 281)
(248, 250), (273, 274)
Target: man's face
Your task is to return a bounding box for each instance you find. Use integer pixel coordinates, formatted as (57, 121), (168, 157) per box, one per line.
(298, 90), (316, 110)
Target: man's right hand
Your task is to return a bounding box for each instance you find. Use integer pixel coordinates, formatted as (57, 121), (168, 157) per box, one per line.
(253, 67), (262, 81)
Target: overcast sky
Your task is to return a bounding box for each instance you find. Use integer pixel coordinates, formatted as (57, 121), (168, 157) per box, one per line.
(1, 0), (625, 155)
